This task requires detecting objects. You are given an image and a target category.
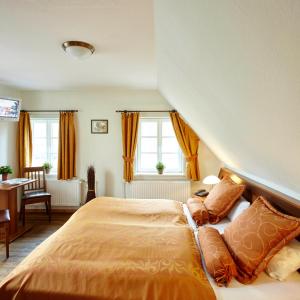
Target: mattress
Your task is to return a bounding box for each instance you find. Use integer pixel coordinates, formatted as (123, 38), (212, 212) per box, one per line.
(182, 203), (300, 300)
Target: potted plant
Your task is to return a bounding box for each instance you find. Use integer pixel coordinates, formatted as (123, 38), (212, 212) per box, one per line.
(0, 165), (13, 181)
(43, 162), (52, 174)
(156, 162), (165, 175)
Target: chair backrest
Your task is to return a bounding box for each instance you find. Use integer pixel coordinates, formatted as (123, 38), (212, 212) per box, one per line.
(23, 166), (47, 193)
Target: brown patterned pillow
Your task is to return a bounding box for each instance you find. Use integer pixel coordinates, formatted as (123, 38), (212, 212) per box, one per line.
(198, 227), (237, 286)
(223, 196), (300, 284)
(186, 197), (209, 226)
(205, 177), (245, 224)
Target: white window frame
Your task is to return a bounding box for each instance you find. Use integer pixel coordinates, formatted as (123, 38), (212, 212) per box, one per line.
(135, 117), (185, 177)
(31, 115), (59, 175)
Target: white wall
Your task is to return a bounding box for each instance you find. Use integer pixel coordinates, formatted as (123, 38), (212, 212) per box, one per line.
(0, 84), (21, 177)
(155, 0), (300, 200)
(21, 88), (221, 198)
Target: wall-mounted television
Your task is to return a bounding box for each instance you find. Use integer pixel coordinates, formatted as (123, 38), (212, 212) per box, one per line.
(0, 97), (21, 121)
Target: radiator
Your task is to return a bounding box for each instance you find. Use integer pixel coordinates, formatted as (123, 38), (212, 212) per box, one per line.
(125, 181), (191, 203)
(47, 179), (82, 206)
(26, 179), (82, 209)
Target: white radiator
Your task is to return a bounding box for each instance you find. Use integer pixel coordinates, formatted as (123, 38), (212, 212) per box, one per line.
(26, 179), (82, 209)
(125, 181), (191, 203)
(47, 179), (82, 206)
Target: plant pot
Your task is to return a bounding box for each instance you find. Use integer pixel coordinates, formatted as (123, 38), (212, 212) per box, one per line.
(2, 173), (8, 181)
(45, 168), (50, 174)
(157, 169), (164, 175)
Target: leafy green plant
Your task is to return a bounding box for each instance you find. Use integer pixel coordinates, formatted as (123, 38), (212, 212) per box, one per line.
(43, 162), (52, 170)
(156, 162), (165, 174)
(0, 165), (13, 175)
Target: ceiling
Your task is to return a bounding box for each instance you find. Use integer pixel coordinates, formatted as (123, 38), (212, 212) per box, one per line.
(0, 0), (156, 90)
(155, 0), (300, 199)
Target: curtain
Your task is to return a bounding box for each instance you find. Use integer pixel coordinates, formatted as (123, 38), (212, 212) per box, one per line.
(58, 112), (76, 180)
(17, 111), (32, 176)
(121, 112), (139, 182)
(169, 112), (200, 181)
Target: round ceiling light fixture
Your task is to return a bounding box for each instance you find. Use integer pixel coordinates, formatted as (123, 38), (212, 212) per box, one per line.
(62, 41), (95, 59)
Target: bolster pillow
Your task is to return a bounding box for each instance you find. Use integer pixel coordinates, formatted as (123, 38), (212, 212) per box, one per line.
(198, 227), (237, 286)
(186, 197), (209, 226)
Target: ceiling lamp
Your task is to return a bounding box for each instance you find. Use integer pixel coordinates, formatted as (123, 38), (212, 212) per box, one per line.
(62, 41), (95, 59)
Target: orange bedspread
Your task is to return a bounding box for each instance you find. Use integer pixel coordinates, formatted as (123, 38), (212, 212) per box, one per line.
(0, 197), (215, 300)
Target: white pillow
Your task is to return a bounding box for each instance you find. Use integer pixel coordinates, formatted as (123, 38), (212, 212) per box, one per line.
(227, 197), (250, 221)
(266, 239), (300, 281)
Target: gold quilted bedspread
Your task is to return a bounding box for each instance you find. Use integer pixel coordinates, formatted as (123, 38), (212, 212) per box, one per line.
(0, 197), (216, 300)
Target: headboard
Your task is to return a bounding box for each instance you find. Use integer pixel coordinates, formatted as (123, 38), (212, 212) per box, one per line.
(218, 167), (300, 218)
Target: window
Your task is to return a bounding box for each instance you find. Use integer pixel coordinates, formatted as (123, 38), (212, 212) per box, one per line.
(31, 117), (59, 174)
(136, 118), (184, 175)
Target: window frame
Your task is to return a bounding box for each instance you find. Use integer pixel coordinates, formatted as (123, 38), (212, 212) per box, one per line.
(31, 115), (59, 175)
(135, 117), (185, 176)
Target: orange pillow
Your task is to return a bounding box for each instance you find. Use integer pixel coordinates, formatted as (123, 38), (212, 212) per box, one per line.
(198, 227), (237, 286)
(186, 197), (209, 226)
(223, 196), (300, 284)
(205, 177), (245, 223)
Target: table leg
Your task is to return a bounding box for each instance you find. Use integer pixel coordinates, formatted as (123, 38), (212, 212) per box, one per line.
(8, 189), (18, 235)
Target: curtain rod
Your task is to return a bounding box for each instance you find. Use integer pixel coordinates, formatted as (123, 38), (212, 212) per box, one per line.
(115, 109), (177, 113)
(21, 110), (78, 113)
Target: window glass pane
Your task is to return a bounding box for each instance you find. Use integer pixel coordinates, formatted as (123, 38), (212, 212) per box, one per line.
(51, 138), (58, 154)
(162, 137), (179, 153)
(51, 122), (59, 138)
(33, 121), (46, 138)
(140, 153), (157, 171)
(32, 138), (47, 166)
(31, 118), (59, 174)
(141, 137), (157, 153)
(141, 121), (157, 136)
(162, 153), (180, 172)
(162, 120), (175, 137)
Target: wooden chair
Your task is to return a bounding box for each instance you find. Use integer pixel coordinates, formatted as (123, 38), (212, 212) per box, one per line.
(20, 167), (51, 225)
(0, 209), (10, 258)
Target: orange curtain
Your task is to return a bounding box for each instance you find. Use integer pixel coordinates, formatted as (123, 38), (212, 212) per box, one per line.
(17, 111), (32, 176)
(169, 112), (200, 181)
(58, 112), (76, 180)
(121, 112), (140, 182)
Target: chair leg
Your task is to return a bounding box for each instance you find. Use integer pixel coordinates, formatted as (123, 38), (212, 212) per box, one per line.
(48, 198), (51, 223)
(45, 200), (49, 215)
(5, 223), (9, 259)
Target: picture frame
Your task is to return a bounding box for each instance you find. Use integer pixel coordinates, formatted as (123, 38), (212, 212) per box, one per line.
(91, 119), (108, 134)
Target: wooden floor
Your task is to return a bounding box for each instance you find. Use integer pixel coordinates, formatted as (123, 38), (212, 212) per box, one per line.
(0, 212), (72, 281)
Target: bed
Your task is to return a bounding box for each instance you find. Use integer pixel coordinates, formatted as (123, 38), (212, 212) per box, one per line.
(0, 197), (215, 300)
(0, 168), (299, 300)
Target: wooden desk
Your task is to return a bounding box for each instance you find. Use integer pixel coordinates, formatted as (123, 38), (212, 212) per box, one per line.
(0, 179), (36, 241)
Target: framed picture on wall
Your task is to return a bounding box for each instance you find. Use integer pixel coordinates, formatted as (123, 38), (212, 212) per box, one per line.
(91, 119), (108, 134)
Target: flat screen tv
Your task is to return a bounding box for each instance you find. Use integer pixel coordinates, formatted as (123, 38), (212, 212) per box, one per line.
(0, 97), (21, 121)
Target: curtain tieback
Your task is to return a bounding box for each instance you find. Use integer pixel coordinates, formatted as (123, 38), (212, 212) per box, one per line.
(186, 154), (198, 162)
(122, 156), (134, 163)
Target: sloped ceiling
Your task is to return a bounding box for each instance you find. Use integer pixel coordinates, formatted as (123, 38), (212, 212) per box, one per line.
(155, 0), (300, 198)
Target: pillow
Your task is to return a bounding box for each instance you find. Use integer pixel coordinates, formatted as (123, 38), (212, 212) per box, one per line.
(198, 226), (237, 286)
(186, 197), (209, 226)
(204, 176), (245, 224)
(227, 196), (250, 221)
(223, 196), (300, 284)
(266, 239), (300, 281)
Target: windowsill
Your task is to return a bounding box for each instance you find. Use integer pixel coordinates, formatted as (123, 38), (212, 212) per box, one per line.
(134, 173), (187, 181)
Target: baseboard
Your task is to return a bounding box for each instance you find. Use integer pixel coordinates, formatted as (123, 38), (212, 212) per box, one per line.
(26, 206), (79, 213)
